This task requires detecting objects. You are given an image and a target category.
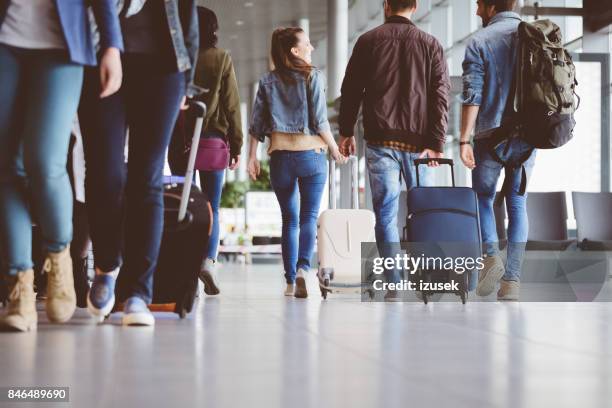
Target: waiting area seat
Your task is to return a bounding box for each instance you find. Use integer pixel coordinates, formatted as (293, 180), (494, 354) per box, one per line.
(494, 192), (576, 250)
(526, 192), (576, 250)
(572, 192), (612, 250)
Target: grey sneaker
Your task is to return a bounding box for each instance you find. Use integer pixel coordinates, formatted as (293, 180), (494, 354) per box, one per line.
(497, 280), (520, 301)
(294, 269), (308, 299)
(199, 258), (220, 296)
(476, 255), (505, 297)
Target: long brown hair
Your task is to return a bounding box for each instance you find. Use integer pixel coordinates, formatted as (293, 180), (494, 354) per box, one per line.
(270, 27), (313, 84)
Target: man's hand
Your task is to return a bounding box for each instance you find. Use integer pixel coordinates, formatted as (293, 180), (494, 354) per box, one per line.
(229, 155), (241, 171)
(419, 149), (443, 167)
(99, 47), (122, 98)
(339, 135), (356, 157)
(460, 144), (476, 169)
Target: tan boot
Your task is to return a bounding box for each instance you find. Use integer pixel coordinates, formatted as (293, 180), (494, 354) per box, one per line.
(476, 255), (505, 297)
(0, 270), (37, 332)
(44, 246), (76, 323)
(497, 280), (520, 301)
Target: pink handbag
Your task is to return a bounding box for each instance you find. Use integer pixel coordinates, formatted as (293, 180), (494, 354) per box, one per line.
(195, 137), (230, 171)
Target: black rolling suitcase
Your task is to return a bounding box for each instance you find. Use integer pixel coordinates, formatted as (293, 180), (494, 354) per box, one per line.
(403, 159), (482, 304)
(152, 101), (212, 318)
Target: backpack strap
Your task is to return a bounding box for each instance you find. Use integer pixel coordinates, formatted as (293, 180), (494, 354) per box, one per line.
(491, 142), (534, 207)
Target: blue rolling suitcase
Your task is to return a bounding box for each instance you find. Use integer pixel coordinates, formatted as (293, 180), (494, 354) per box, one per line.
(403, 159), (482, 304)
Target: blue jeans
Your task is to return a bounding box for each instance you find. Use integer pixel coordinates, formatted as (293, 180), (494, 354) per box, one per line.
(365, 144), (432, 283)
(473, 137), (536, 281)
(199, 167), (224, 261)
(270, 150), (327, 284)
(0, 45), (83, 276)
(78, 55), (184, 303)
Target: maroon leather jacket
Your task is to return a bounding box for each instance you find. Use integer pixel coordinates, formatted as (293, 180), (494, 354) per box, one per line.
(339, 15), (450, 152)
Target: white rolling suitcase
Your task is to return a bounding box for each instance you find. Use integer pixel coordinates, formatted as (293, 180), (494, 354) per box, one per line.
(317, 156), (376, 298)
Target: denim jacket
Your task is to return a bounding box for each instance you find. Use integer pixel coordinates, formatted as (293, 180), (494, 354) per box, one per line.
(462, 12), (521, 136)
(249, 69), (332, 141)
(91, 0), (200, 96)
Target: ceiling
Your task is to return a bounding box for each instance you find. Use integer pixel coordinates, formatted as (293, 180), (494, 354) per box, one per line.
(198, 0), (329, 98)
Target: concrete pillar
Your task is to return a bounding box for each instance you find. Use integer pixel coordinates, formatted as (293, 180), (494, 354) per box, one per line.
(238, 102), (249, 181)
(327, 0), (349, 99)
(297, 18), (310, 39)
(327, 0), (352, 209)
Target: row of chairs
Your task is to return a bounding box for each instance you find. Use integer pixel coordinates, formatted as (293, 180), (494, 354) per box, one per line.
(495, 192), (612, 251)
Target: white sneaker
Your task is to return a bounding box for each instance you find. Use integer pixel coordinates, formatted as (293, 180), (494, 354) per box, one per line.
(284, 284), (295, 296)
(295, 269), (308, 299)
(121, 296), (155, 327)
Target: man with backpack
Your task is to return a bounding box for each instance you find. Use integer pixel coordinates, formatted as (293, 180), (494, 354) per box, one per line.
(460, 0), (532, 301)
(461, 0), (578, 302)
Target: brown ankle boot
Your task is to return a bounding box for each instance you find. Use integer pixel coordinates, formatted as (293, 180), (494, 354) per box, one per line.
(0, 270), (37, 332)
(44, 246), (76, 323)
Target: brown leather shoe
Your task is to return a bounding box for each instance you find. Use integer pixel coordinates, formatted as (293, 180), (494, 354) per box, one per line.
(0, 270), (37, 332)
(44, 246), (76, 323)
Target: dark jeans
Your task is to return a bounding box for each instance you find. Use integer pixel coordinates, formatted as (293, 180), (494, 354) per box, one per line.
(78, 54), (184, 303)
(270, 149), (327, 284)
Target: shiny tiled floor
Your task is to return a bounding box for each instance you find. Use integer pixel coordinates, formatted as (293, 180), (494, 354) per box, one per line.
(1, 261), (612, 408)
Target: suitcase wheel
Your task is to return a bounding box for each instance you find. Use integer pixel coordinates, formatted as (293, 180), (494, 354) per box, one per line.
(178, 307), (187, 319)
(460, 291), (467, 304)
(320, 287), (328, 300)
(422, 292), (428, 305)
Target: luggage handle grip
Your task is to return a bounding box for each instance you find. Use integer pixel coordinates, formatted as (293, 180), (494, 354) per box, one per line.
(329, 156), (359, 210)
(178, 100), (207, 223)
(413, 158), (455, 187)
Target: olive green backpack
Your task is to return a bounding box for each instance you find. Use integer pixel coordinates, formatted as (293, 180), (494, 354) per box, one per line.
(492, 19), (579, 205)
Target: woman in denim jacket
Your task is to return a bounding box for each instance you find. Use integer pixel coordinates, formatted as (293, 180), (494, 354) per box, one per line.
(78, 0), (199, 326)
(248, 27), (345, 299)
(0, 0), (123, 332)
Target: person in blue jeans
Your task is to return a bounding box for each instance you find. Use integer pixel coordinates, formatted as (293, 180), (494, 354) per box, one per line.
(78, 0), (200, 326)
(460, 0), (534, 301)
(0, 0), (123, 332)
(248, 27), (345, 299)
(338, 0), (450, 300)
(169, 7), (243, 295)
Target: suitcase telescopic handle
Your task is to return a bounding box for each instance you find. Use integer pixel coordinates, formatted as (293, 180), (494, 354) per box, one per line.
(413, 158), (455, 187)
(329, 156), (359, 210)
(177, 100), (207, 223)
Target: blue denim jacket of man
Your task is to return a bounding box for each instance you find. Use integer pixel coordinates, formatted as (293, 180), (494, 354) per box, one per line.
(462, 11), (522, 136)
(249, 69), (332, 141)
(0, 0), (123, 66)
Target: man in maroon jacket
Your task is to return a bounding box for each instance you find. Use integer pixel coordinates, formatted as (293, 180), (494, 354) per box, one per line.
(338, 0), (450, 290)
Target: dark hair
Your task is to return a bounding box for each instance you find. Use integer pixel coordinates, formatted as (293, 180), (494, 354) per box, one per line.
(386, 0), (417, 12)
(481, 0), (517, 12)
(197, 6), (218, 49)
(270, 27), (313, 84)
